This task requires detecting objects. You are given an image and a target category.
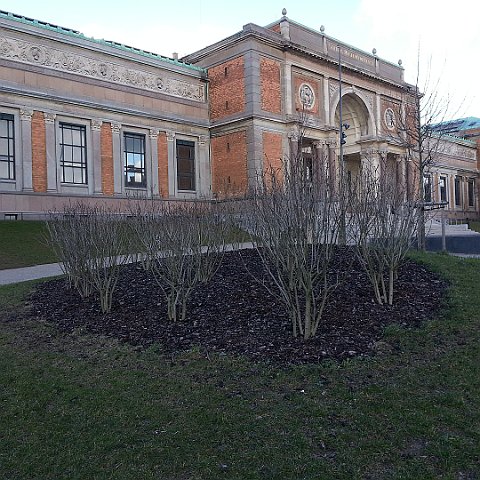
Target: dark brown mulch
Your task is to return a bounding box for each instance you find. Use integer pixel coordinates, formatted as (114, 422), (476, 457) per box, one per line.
(28, 248), (448, 365)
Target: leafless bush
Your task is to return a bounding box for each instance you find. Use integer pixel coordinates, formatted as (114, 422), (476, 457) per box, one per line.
(132, 200), (230, 322)
(46, 204), (93, 298)
(349, 161), (418, 305)
(46, 203), (131, 313)
(245, 158), (344, 341)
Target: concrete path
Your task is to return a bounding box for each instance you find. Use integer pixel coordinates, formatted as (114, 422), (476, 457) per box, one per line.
(0, 242), (255, 286)
(0, 262), (64, 285)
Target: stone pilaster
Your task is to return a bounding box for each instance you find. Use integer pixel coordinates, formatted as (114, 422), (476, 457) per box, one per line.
(91, 119), (102, 194)
(111, 122), (122, 194)
(149, 128), (160, 196)
(44, 113), (57, 192)
(20, 108), (33, 191)
(166, 131), (176, 196)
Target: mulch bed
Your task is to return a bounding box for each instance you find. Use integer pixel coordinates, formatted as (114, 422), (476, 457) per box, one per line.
(28, 248), (448, 365)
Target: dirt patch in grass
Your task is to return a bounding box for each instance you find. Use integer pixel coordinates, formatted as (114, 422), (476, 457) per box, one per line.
(28, 248), (448, 365)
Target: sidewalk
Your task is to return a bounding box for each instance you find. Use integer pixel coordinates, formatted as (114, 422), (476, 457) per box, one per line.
(0, 242), (255, 286)
(0, 262), (64, 285)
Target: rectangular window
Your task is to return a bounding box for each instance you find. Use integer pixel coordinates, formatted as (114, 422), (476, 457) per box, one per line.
(0, 113), (15, 180)
(176, 140), (195, 191)
(60, 123), (87, 184)
(124, 132), (146, 188)
(468, 178), (475, 208)
(454, 176), (462, 207)
(423, 174), (432, 203)
(439, 176), (448, 203)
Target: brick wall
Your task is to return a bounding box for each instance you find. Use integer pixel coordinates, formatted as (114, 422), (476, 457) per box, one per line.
(261, 58), (281, 114)
(158, 132), (169, 198)
(263, 131), (283, 185)
(208, 56), (245, 121)
(211, 131), (248, 196)
(31, 111), (47, 192)
(101, 122), (114, 195)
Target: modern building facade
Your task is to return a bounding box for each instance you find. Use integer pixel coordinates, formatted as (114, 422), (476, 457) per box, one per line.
(0, 9), (478, 219)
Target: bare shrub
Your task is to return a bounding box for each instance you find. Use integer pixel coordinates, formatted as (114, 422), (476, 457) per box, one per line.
(132, 200), (230, 322)
(349, 160), (418, 305)
(245, 157), (344, 341)
(46, 203), (131, 313)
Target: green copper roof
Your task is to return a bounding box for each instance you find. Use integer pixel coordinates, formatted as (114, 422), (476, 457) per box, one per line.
(0, 10), (205, 73)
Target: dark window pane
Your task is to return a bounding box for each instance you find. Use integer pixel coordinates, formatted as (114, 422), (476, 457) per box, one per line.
(176, 140), (195, 191)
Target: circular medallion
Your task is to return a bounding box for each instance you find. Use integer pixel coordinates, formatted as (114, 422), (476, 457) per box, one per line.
(384, 108), (396, 130)
(299, 83), (315, 109)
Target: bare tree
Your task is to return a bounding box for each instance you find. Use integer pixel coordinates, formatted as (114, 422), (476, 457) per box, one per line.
(132, 200), (230, 322)
(389, 53), (461, 250)
(245, 143), (344, 340)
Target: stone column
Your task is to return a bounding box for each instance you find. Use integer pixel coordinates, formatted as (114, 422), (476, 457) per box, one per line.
(149, 128), (160, 196)
(284, 62), (293, 116)
(166, 131), (176, 196)
(288, 131), (300, 158)
(20, 108), (33, 191)
(198, 134), (211, 197)
(323, 76), (330, 125)
(111, 122), (122, 194)
(91, 119), (102, 194)
(44, 112), (57, 192)
(375, 93), (381, 137)
(313, 140), (326, 185)
(326, 139), (337, 193)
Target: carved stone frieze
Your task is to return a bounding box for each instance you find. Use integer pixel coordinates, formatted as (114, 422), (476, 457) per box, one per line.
(0, 34), (206, 103)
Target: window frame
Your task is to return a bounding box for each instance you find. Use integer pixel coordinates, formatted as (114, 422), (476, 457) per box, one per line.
(176, 139), (196, 192)
(0, 113), (15, 181)
(468, 178), (475, 208)
(59, 122), (88, 185)
(123, 131), (147, 189)
(454, 175), (463, 207)
(439, 175), (448, 203)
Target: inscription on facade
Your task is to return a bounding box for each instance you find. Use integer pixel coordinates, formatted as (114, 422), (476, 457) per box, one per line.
(0, 34), (206, 102)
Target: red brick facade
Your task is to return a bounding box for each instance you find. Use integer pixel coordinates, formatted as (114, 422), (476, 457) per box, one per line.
(263, 131), (283, 183)
(208, 57), (245, 121)
(211, 131), (248, 196)
(100, 122), (114, 196)
(157, 132), (169, 198)
(31, 111), (47, 192)
(261, 58), (282, 114)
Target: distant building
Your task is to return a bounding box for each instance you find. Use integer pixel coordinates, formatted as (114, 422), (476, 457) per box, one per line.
(0, 9), (477, 220)
(427, 118), (480, 220)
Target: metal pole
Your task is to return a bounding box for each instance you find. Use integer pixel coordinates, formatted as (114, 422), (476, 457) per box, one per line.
(338, 46), (346, 245)
(441, 210), (447, 252)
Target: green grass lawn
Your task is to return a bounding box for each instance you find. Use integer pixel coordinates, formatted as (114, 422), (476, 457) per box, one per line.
(469, 220), (480, 233)
(0, 252), (479, 479)
(0, 221), (57, 269)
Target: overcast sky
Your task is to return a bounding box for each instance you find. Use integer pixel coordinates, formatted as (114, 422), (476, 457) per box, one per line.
(1, 0), (478, 119)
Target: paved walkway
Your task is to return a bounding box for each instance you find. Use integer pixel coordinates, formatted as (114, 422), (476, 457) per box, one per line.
(0, 262), (64, 285)
(0, 242), (255, 286)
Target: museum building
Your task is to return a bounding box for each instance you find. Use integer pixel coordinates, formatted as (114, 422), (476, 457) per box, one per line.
(0, 9), (477, 218)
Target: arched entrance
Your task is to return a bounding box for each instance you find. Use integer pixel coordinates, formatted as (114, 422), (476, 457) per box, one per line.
(333, 93), (372, 182)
